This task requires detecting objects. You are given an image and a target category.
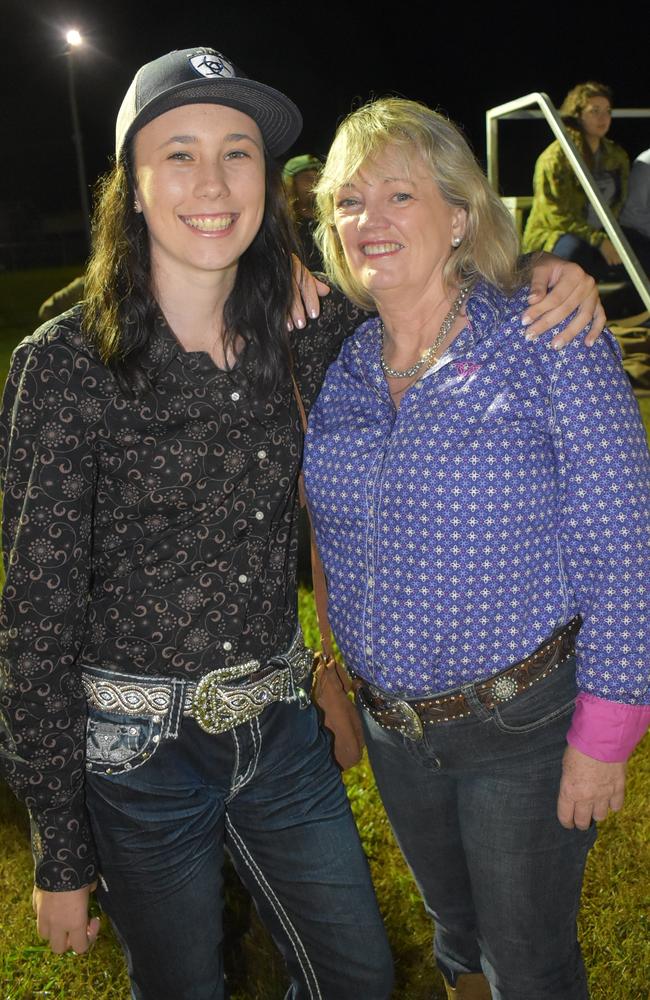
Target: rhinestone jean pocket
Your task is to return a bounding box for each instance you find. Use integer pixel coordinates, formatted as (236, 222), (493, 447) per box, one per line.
(86, 709), (163, 776)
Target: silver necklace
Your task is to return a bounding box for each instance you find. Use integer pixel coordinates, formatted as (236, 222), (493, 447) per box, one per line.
(380, 284), (470, 379)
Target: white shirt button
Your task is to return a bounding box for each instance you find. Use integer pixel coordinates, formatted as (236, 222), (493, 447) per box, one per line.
(254, 510), (264, 520)
(223, 640), (233, 651)
(238, 574), (248, 584)
(231, 391), (240, 401)
(257, 450), (267, 460)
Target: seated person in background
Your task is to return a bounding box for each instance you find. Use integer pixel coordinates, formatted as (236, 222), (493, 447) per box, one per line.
(619, 147), (650, 275)
(523, 82), (629, 280)
(283, 153), (323, 271)
(38, 274), (85, 321)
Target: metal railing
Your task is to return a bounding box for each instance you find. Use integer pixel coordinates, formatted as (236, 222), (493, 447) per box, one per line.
(486, 93), (650, 310)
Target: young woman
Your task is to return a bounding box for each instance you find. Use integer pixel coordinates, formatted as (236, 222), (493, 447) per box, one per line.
(523, 81), (630, 280)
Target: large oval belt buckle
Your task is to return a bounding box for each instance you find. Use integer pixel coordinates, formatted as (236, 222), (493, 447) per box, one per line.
(395, 699), (424, 741)
(194, 672), (230, 735)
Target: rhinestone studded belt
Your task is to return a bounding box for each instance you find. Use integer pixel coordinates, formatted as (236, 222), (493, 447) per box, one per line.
(81, 630), (314, 736)
(356, 617), (582, 741)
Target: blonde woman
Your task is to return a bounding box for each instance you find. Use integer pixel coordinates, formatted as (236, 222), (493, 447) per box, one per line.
(304, 97), (649, 999)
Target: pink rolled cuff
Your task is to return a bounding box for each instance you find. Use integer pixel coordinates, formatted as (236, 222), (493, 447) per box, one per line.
(567, 692), (650, 762)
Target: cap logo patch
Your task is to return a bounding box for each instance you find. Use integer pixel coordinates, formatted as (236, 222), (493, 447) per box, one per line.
(189, 51), (235, 80)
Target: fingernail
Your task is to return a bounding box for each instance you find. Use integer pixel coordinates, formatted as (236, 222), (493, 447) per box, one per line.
(552, 339), (564, 350)
(308, 307), (318, 319)
(521, 314), (531, 326)
(524, 332), (536, 341)
(295, 317), (305, 329)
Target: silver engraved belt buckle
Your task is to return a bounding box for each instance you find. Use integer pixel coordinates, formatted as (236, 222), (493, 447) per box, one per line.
(393, 698), (425, 741)
(192, 664), (282, 735)
(364, 683), (424, 742)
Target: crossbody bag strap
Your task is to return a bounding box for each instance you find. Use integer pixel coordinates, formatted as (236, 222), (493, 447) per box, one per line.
(290, 371), (336, 662)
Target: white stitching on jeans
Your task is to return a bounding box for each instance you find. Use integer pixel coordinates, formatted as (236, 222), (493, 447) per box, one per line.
(230, 727), (241, 787)
(245, 716), (262, 784)
(225, 816), (322, 1000)
(237, 718), (260, 787)
(227, 717), (262, 800)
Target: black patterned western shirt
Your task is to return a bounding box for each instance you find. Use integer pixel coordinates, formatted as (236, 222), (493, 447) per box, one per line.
(0, 289), (363, 889)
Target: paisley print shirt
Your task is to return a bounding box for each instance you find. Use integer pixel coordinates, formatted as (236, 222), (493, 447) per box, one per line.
(0, 289), (362, 889)
(303, 282), (650, 710)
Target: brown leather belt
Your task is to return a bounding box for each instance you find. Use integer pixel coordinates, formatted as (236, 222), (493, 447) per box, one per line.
(356, 616), (582, 741)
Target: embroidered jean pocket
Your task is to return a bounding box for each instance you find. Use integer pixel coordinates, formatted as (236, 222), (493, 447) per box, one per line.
(86, 707), (163, 775)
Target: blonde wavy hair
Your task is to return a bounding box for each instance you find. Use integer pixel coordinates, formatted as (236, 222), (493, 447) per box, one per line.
(315, 97), (524, 310)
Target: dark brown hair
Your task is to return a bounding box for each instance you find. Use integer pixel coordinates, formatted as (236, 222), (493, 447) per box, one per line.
(83, 147), (298, 397)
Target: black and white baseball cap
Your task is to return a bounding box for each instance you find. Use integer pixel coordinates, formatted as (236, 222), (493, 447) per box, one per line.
(115, 47), (302, 160)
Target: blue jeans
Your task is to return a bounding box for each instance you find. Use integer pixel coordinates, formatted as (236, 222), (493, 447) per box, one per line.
(85, 694), (393, 1000)
(552, 233), (624, 283)
(360, 657), (596, 1000)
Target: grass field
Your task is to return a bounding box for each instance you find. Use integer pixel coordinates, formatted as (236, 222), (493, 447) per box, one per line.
(0, 267), (648, 999)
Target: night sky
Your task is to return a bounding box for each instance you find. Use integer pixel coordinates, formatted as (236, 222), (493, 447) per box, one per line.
(4, 0), (649, 222)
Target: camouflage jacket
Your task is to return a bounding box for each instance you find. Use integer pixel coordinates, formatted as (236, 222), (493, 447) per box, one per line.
(523, 129), (629, 254)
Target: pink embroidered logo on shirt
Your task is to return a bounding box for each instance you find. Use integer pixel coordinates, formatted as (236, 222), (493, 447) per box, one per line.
(454, 361), (482, 378)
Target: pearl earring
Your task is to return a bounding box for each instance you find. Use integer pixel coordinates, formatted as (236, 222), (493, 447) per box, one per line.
(452, 236), (462, 247)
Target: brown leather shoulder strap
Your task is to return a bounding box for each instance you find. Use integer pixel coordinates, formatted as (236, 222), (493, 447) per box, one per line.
(290, 372), (335, 660)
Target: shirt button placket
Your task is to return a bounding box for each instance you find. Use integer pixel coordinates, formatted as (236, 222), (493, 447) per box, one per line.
(365, 497), (378, 671)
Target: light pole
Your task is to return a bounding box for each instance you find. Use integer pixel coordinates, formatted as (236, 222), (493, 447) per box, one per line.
(65, 29), (91, 247)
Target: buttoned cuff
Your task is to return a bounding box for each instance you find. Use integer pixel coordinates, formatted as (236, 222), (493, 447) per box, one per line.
(566, 692), (650, 762)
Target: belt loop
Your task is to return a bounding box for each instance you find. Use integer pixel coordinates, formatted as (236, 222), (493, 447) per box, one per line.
(462, 682), (492, 721)
(166, 678), (185, 739)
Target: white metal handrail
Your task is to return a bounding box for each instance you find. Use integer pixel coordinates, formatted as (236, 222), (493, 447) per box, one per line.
(486, 93), (650, 310)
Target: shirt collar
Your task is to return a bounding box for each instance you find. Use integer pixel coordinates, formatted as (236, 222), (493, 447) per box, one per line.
(353, 279), (511, 373)
(464, 280), (510, 345)
(139, 311), (254, 386)
(139, 312), (181, 379)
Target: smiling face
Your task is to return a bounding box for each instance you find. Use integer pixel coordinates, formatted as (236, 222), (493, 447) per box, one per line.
(132, 103), (266, 289)
(332, 145), (467, 308)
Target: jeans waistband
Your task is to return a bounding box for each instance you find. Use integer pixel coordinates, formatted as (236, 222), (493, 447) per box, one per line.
(81, 629), (313, 736)
(356, 616), (581, 741)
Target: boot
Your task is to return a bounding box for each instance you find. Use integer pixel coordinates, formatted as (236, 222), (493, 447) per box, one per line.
(443, 972), (492, 999)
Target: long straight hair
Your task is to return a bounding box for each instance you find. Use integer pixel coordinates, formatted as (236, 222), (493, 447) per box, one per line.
(83, 146), (298, 397)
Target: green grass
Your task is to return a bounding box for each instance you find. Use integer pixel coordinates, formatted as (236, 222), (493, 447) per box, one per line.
(0, 268), (649, 999)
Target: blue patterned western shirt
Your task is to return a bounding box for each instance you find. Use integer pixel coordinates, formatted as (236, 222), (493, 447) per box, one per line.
(303, 282), (650, 713)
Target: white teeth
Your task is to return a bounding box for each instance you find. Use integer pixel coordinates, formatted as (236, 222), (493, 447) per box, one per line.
(362, 243), (402, 255)
(184, 216), (235, 232)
